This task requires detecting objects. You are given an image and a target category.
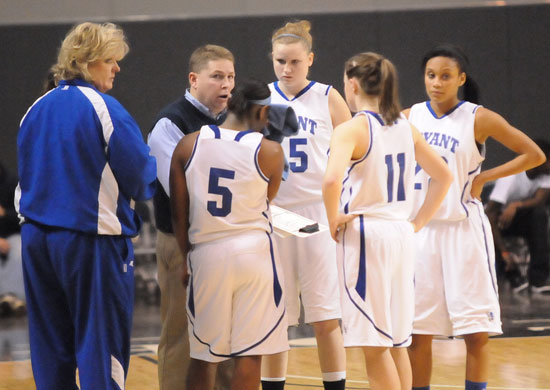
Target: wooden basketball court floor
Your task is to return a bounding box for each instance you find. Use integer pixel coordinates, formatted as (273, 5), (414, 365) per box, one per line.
(2, 288), (550, 389)
(2, 335), (550, 389)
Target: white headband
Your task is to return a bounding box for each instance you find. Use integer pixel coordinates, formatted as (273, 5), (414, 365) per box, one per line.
(250, 96), (271, 105)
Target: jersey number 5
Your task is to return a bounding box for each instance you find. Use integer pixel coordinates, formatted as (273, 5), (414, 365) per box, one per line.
(289, 138), (308, 173)
(207, 167), (235, 217)
(385, 153), (406, 202)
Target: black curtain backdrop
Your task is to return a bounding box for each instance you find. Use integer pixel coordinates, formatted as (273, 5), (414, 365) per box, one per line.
(1, 4), (549, 175)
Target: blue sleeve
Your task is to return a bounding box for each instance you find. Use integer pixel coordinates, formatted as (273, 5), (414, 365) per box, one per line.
(105, 97), (157, 201)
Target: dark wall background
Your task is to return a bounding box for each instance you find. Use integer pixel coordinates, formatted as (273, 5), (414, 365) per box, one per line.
(1, 4), (549, 177)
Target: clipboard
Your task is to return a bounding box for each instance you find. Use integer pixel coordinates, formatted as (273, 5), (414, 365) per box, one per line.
(270, 205), (328, 238)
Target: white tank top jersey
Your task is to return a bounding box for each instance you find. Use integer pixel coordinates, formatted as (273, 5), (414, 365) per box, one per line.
(269, 81), (333, 208)
(408, 101), (484, 221)
(340, 111), (415, 220)
(185, 125), (272, 244)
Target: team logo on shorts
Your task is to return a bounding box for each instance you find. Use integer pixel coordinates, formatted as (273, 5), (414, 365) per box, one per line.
(487, 311), (494, 321)
(123, 260), (134, 273)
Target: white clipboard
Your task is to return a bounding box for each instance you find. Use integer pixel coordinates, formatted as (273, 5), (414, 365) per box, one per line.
(270, 205), (328, 238)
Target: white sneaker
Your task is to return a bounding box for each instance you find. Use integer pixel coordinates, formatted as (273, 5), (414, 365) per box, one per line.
(531, 284), (550, 294)
(512, 282), (529, 293)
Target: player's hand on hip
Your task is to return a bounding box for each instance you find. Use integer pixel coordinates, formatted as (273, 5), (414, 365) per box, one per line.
(470, 174), (486, 200)
(329, 213), (357, 243)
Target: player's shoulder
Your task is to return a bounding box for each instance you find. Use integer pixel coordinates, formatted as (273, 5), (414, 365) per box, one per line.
(173, 130), (200, 164)
(393, 115), (414, 132)
(334, 115), (368, 136)
(472, 105), (498, 123)
(179, 129), (200, 149)
(309, 81), (332, 96)
(450, 101), (482, 121)
(260, 137), (284, 155)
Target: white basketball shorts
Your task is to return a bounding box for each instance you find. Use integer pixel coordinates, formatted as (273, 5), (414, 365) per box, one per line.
(187, 230), (289, 362)
(274, 201), (341, 326)
(413, 200), (502, 336)
(338, 216), (415, 348)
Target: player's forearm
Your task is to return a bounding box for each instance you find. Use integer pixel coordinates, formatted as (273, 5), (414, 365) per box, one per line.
(476, 154), (544, 188)
(170, 188), (190, 256)
(322, 178), (342, 225)
(172, 223), (190, 257)
(412, 179), (450, 232)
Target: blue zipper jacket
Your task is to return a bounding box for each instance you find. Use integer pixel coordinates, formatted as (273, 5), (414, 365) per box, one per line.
(17, 79), (156, 236)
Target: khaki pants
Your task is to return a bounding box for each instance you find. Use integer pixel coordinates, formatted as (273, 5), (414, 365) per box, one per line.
(156, 231), (233, 390)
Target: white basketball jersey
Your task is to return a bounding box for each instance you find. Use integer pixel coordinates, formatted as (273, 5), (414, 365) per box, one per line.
(269, 81), (333, 208)
(185, 125), (272, 244)
(409, 101), (484, 221)
(340, 112), (415, 220)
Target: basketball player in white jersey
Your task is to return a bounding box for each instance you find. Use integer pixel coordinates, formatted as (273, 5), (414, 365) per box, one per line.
(170, 78), (288, 390)
(404, 44), (545, 390)
(323, 52), (452, 390)
(261, 20), (352, 390)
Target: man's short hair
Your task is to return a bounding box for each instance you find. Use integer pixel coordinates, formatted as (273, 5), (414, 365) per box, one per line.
(189, 44), (234, 73)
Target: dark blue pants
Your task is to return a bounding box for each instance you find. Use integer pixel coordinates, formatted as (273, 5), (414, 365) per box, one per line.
(21, 222), (134, 390)
(502, 207), (550, 286)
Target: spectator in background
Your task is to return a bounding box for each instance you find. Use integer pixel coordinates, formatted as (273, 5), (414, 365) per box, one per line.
(0, 161), (25, 316)
(486, 139), (550, 293)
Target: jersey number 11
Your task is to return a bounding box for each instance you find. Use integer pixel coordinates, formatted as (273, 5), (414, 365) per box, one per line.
(385, 153), (406, 202)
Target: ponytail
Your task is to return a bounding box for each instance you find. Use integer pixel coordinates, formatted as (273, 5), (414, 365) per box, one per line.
(378, 59), (400, 123)
(463, 77), (480, 104)
(345, 52), (401, 124)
